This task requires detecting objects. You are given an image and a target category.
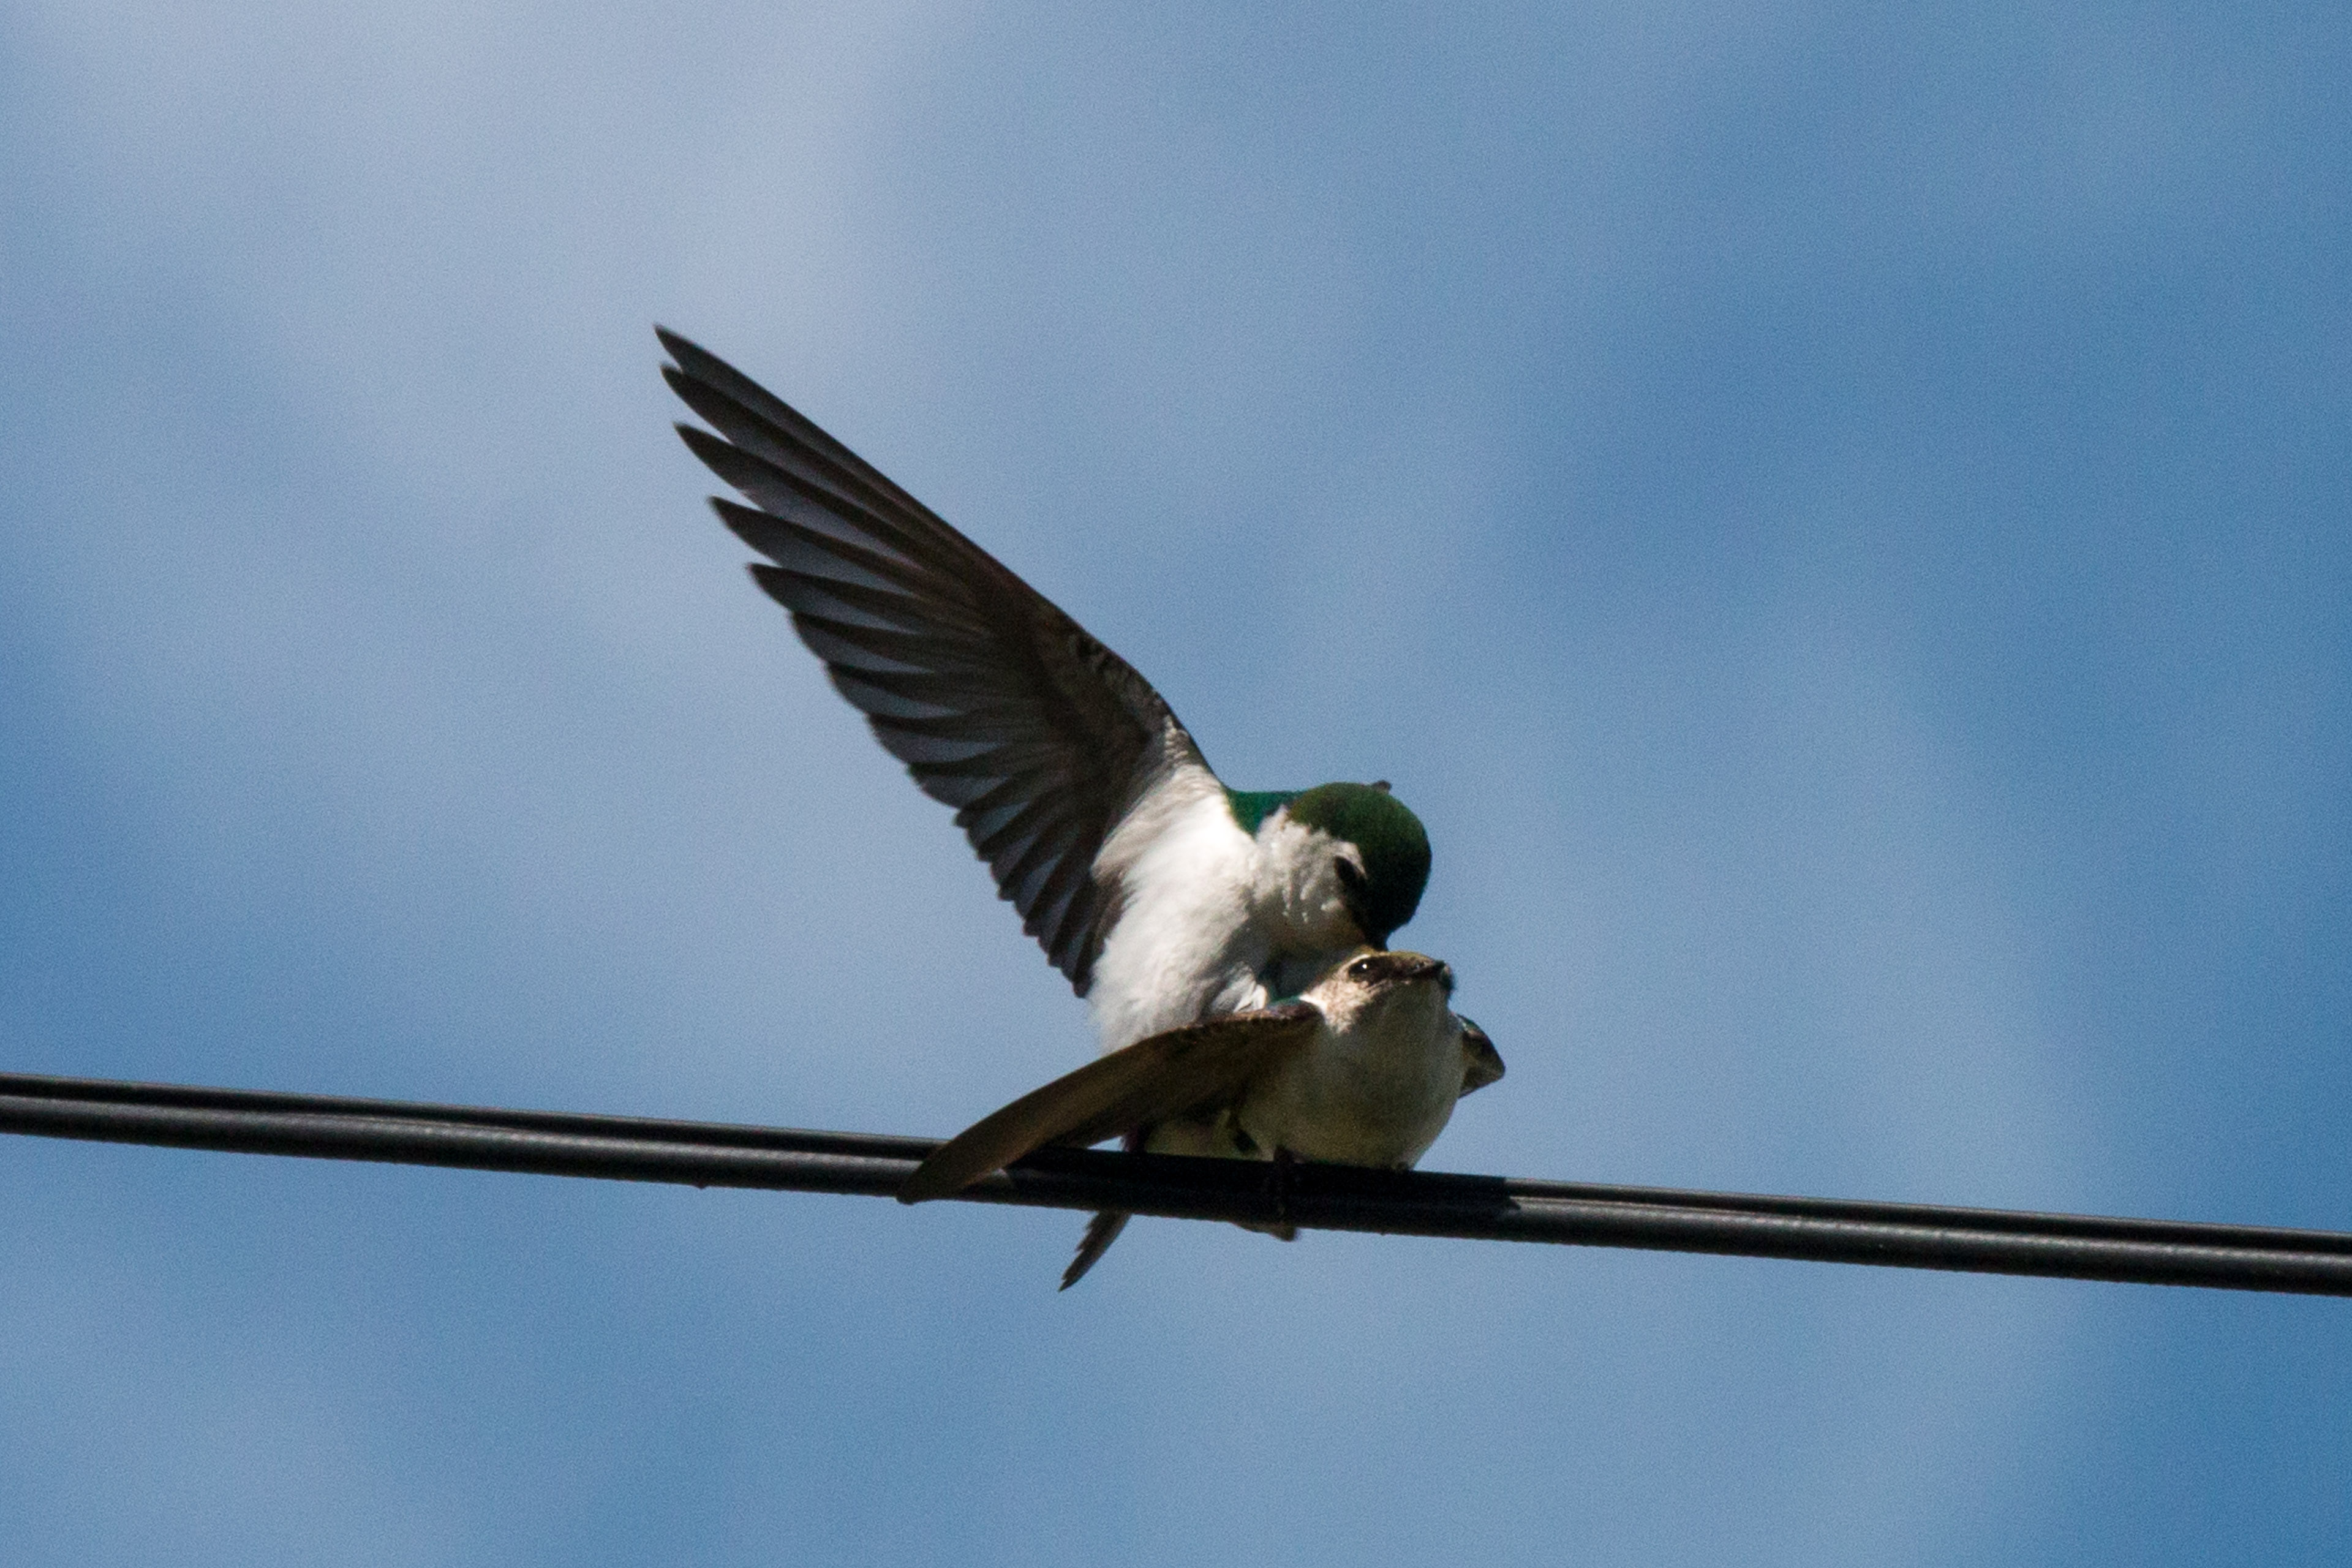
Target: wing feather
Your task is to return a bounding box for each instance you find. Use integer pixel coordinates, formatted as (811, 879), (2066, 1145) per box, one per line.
(1458, 1019), (1506, 1097)
(898, 1004), (1322, 1202)
(665, 328), (1216, 991)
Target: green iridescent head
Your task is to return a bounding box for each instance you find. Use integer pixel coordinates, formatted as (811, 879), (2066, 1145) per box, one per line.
(1284, 781), (1431, 948)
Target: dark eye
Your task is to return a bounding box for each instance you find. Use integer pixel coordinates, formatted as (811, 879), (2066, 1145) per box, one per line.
(1348, 956), (1380, 980)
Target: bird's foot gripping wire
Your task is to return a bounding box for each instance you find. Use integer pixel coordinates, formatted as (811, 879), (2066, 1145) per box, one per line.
(1265, 1148), (1300, 1243)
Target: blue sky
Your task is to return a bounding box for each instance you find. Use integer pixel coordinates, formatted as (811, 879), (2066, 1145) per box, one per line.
(2, 2), (2346, 1561)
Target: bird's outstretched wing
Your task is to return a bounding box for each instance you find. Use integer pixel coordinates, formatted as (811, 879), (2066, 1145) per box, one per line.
(660, 329), (1211, 993)
(897, 1002), (1322, 1204)
(1458, 1019), (1506, 1096)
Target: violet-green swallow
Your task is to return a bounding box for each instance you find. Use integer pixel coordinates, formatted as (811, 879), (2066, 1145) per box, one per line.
(900, 948), (1503, 1206)
(660, 330), (1496, 1283)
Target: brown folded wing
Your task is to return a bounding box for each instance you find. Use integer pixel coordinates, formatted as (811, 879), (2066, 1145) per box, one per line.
(898, 1003), (1321, 1202)
(1458, 1019), (1506, 1096)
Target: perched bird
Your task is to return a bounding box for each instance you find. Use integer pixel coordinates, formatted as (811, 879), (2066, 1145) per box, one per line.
(660, 330), (1496, 1283)
(900, 949), (1505, 1217)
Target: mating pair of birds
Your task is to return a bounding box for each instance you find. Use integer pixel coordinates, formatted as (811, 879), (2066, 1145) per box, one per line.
(662, 330), (1501, 1287)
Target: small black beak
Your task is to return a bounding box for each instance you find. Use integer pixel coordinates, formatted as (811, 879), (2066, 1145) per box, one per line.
(1398, 954), (1450, 987)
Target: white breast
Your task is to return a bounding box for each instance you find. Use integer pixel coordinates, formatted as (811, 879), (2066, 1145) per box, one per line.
(1237, 979), (1466, 1167)
(1087, 777), (1267, 1050)
(1086, 789), (1382, 1053)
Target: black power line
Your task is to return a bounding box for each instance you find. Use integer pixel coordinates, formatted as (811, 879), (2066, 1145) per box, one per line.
(4, 1069), (2347, 1295)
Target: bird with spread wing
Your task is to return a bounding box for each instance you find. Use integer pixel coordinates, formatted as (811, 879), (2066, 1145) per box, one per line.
(661, 330), (1501, 1285)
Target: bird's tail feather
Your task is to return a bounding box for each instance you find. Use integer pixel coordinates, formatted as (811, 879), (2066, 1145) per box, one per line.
(1061, 1211), (1130, 1289)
